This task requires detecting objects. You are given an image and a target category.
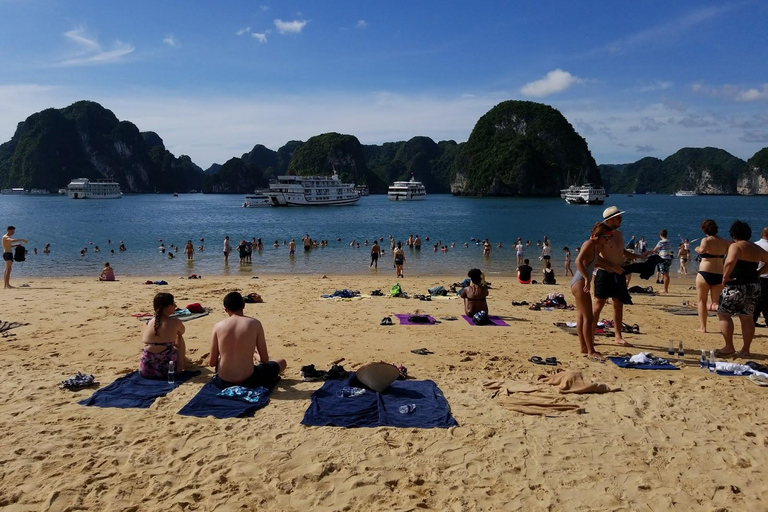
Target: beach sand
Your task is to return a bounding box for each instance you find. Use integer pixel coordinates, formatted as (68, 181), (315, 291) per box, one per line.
(1, 272), (767, 511)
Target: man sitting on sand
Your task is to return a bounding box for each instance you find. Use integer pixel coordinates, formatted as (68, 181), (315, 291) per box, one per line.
(517, 259), (533, 284)
(209, 291), (287, 389)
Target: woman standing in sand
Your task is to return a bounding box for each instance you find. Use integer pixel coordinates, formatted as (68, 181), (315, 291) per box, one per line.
(393, 242), (405, 278)
(571, 222), (622, 361)
(694, 220), (731, 333)
(140, 292), (186, 379)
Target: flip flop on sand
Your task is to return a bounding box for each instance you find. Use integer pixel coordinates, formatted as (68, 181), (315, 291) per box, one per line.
(380, 317), (393, 326)
(544, 357), (560, 366)
(748, 374), (768, 387)
(411, 348), (434, 355)
(441, 316), (458, 321)
(528, 356), (546, 365)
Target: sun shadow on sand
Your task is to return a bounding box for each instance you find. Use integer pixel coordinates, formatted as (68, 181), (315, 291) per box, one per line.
(270, 379), (317, 401)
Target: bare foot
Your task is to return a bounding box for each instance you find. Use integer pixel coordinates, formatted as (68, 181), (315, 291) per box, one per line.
(614, 338), (633, 347)
(587, 352), (605, 362)
(714, 348), (736, 357)
(696, 328), (707, 333)
(4, 285), (14, 289)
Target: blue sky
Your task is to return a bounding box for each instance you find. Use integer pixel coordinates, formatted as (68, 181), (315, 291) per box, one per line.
(0, 0), (766, 168)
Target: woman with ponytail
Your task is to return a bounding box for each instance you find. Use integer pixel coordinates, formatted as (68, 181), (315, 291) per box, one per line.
(139, 292), (187, 379)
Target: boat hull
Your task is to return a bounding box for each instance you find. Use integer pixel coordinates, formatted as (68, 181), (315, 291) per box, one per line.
(388, 194), (426, 201)
(267, 193), (360, 207)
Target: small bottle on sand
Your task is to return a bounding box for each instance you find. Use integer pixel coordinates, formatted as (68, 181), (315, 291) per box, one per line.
(708, 350), (716, 373)
(700, 350), (707, 370)
(168, 361), (176, 384)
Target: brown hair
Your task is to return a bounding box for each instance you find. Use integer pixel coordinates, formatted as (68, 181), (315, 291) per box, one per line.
(762, 227), (768, 239)
(153, 293), (175, 336)
(659, 229), (667, 238)
(591, 222), (612, 238)
(701, 219), (718, 236)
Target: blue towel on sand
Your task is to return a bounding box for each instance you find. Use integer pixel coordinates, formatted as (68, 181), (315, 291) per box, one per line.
(608, 357), (679, 371)
(79, 370), (201, 408)
(301, 374), (458, 428)
(177, 381), (270, 418)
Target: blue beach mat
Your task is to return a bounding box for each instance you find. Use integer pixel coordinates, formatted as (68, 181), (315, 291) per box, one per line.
(301, 374), (458, 428)
(608, 357), (679, 371)
(79, 370), (201, 408)
(177, 381), (271, 418)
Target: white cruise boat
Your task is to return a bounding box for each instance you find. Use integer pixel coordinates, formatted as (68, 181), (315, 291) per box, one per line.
(265, 171), (360, 206)
(388, 177), (426, 201)
(675, 190), (698, 197)
(67, 178), (122, 199)
(243, 191), (272, 208)
(560, 184), (606, 205)
(355, 184), (370, 196)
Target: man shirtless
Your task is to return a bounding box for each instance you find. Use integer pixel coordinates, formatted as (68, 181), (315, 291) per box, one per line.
(593, 207), (650, 346)
(3, 226), (28, 289)
(209, 292), (287, 389)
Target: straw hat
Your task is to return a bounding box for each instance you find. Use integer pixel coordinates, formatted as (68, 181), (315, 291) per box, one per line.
(602, 206), (625, 221)
(355, 362), (400, 392)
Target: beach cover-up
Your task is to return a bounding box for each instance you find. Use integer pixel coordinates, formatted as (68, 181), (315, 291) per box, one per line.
(608, 356), (679, 370)
(536, 370), (620, 394)
(482, 380), (583, 416)
(178, 382), (270, 418)
(301, 374), (458, 428)
(461, 315), (509, 326)
(79, 370), (200, 408)
(394, 313), (437, 325)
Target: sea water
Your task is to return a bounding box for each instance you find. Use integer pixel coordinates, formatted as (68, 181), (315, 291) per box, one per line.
(1, 193), (766, 277)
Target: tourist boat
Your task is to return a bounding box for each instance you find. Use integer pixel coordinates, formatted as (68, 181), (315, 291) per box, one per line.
(388, 176), (427, 201)
(0, 188), (27, 195)
(58, 188), (68, 195)
(675, 190), (697, 197)
(172, 192), (179, 197)
(560, 184), (606, 205)
(265, 171), (360, 206)
(243, 191), (272, 208)
(355, 184), (370, 196)
(67, 178), (122, 199)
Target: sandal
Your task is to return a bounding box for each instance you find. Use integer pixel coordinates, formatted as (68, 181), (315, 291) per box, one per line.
(411, 348), (434, 355)
(544, 357), (560, 366)
(632, 324), (640, 334)
(380, 317), (393, 326)
(528, 356), (546, 365)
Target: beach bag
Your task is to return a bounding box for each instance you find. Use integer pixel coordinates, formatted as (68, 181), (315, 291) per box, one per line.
(13, 245), (25, 262)
(186, 303), (204, 314)
(472, 310), (490, 325)
(390, 283), (402, 297)
(428, 285), (446, 296)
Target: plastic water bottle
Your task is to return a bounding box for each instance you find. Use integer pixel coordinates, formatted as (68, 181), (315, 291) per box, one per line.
(668, 340), (675, 358)
(677, 340), (684, 359)
(708, 350), (716, 373)
(168, 360), (176, 384)
(399, 404), (416, 414)
(700, 349), (707, 370)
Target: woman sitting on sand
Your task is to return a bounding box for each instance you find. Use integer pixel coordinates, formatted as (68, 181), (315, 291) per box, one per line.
(98, 262), (115, 281)
(571, 222), (623, 361)
(694, 219), (731, 333)
(460, 268), (489, 319)
(139, 292), (186, 379)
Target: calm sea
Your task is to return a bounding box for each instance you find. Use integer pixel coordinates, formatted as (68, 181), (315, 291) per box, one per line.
(1, 193), (766, 278)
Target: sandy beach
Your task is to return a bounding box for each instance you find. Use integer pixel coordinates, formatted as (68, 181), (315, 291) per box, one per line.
(1, 272), (767, 511)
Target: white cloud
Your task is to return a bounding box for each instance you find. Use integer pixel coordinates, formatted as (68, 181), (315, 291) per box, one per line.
(252, 32), (268, 43)
(274, 19), (307, 34)
(356, 20), (368, 29)
(236, 27), (251, 36)
(520, 69), (583, 98)
(638, 80), (673, 93)
(163, 35), (180, 47)
(260, 5), (269, 11)
(57, 27), (134, 67)
(692, 82), (768, 102)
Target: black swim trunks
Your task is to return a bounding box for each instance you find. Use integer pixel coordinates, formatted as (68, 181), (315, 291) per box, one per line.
(213, 361), (282, 391)
(718, 283), (761, 317)
(593, 269), (633, 305)
(2, 252), (12, 262)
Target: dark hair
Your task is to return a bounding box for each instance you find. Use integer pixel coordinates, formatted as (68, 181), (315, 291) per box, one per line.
(397, 242), (402, 248)
(468, 268), (483, 284)
(545, 261), (552, 269)
(659, 229), (667, 238)
(7, 225), (15, 231)
(524, 258), (530, 264)
(153, 293), (175, 336)
(701, 219), (718, 236)
(729, 220), (752, 241)
(223, 291), (245, 312)
(104, 262), (110, 267)
(563, 246), (569, 252)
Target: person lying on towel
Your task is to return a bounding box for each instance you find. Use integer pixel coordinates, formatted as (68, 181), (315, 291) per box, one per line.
(140, 292), (187, 378)
(209, 291), (287, 390)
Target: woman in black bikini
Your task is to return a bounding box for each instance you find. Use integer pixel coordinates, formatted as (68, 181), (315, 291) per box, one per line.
(716, 220), (768, 357)
(694, 219), (731, 333)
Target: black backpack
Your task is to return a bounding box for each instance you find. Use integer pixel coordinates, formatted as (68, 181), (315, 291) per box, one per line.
(13, 245), (25, 262)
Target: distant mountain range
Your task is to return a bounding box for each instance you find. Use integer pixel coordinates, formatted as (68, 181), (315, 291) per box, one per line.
(1, 100), (766, 195)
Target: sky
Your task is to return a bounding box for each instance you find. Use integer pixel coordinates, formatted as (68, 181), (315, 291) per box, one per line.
(0, 0), (767, 169)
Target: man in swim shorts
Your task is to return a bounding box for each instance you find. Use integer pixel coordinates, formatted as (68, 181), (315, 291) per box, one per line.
(593, 207), (651, 347)
(3, 226), (28, 289)
(209, 292), (287, 390)
(753, 227), (768, 327)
